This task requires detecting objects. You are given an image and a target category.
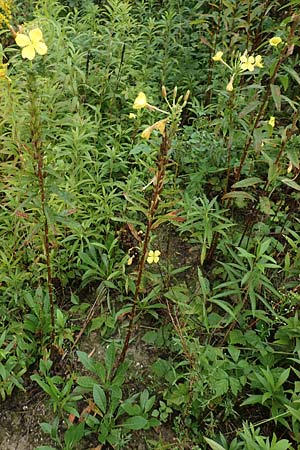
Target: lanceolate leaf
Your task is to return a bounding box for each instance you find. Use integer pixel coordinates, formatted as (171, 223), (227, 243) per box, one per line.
(231, 177), (262, 189)
(204, 437), (227, 450)
(281, 178), (300, 191)
(222, 191), (255, 201)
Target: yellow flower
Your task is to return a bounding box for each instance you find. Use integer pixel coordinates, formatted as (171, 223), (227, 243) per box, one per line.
(240, 52), (255, 72)
(154, 118), (168, 135)
(254, 55), (263, 68)
(0, 63), (8, 79)
(226, 75), (234, 92)
(129, 113), (136, 119)
(15, 28), (47, 60)
(141, 126), (152, 139)
(141, 119), (168, 140)
(147, 250), (161, 264)
(133, 92), (147, 109)
(269, 36), (282, 47)
(212, 51), (223, 62)
(268, 116), (275, 127)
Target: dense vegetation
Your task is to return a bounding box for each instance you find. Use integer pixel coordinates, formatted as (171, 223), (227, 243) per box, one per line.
(1, 0), (300, 448)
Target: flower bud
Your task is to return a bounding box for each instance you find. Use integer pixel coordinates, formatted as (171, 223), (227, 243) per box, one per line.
(173, 86), (178, 100)
(183, 90), (190, 103)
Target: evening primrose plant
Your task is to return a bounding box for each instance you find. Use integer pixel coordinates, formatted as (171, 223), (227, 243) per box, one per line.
(115, 86), (189, 369)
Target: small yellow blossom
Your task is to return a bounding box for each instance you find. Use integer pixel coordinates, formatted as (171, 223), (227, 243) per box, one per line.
(147, 250), (161, 264)
(133, 92), (147, 109)
(268, 116), (275, 127)
(141, 119), (168, 140)
(127, 256), (134, 266)
(0, 63), (8, 79)
(129, 113), (136, 119)
(154, 118), (168, 135)
(141, 126), (152, 139)
(269, 36), (282, 47)
(212, 51), (223, 62)
(240, 52), (255, 72)
(254, 55), (263, 68)
(226, 75), (234, 92)
(15, 28), (47, 60)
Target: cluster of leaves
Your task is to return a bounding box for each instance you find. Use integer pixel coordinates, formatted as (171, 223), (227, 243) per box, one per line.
(0, 0), (300, 449)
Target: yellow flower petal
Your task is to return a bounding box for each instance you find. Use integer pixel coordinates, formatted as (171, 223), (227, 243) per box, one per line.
(29, 28), (43, 43)
(141, 126), (152, 139)
(34, 41), (48, 55)
(133, 92), (147, 109)
(154, 119), (167, 135)
(255, 55), (263, 68)
(212, 51), (223, 61)
(226, 76), (234, 92)
(268, 116), (275, 127)
(240, 54), (247, 63)
(15, 33), (31, 47)
(147, 250), (160, 264)
(22, 44), (36, 60)
(269, 36), (282, 47)
(0, 64), (8, 79)
(240, 53), (255, 72)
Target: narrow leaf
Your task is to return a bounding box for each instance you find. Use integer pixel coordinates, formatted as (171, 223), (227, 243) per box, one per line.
(222, 191), (255, 201)
(281, 178), (300, 191)
(204, 437), (227, 450)
(271, 84), (281, 111)
(231, 177), (262, 189)
(93, 384), (107, 414)
(122, 416), (148, 430)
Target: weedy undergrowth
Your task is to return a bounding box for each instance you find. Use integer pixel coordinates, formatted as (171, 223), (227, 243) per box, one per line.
(0, 0), (300, 449)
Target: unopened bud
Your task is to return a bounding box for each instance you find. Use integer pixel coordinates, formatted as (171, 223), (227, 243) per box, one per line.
(173, 86), (178, 100)
(162, 85), (167, 98)
(183, 90), (190, 103)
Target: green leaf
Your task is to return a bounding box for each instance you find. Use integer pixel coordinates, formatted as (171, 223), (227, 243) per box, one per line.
(64, 422), (85, 448)
(35, 447), (57, 450)
(284, 65), (300, 86)
(276, 368), (290, 388)
(228, 346), (240, 362)
(241, 394), (263, 406)
(77, 351), (96, 373)
(231, 177), (262, 189)
(222, 191), (255, 201)
(105, 342), (116, 376)
(121, 402), (141, 416)
(281, 178), (300, 191)
(271, 84), (281, 110)
(76, 376), (96, 389)
(122, 416), (148, 430)
(93, 384), (107, 414)
(286, 146), (299, 169)
(238, 100), (261, 118)
(204, 437), (227, 450)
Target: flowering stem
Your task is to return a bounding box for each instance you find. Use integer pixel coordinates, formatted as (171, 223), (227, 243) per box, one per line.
(235, 16), (298, 182)
(114, 133), (170, 371)
(28, 72), (55, 343)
